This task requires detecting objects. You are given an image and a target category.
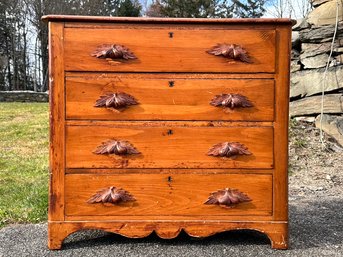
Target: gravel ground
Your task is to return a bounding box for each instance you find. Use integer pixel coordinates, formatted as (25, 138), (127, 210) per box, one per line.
(289, 119), (343, 198)
(1, 120), (342, 257)
(1, 196), (342, 257)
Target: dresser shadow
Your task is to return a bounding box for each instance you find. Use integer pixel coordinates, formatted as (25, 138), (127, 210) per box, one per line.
(62, 198), (343, 251)
(62, 229), (270, 250)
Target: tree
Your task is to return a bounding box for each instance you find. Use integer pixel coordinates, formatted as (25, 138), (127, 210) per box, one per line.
(0, 0), (142, 92)
(146, 0), (267, 18)
(231, 0), (266, 18)
(27, 0), (142, 92)
(267, 0), (312, 18)
(116, 0), (142, 16)
(0, 0), (9, 90)
(146, 1), (163, 17)
(146, 0), (234, 18)
(0, 0), (33, 91)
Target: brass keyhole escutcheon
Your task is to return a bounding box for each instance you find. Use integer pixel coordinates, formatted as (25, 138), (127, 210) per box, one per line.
(169, 81), (174, 87)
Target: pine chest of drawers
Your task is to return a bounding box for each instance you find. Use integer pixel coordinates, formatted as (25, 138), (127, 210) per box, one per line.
(43, 15), (293, 250)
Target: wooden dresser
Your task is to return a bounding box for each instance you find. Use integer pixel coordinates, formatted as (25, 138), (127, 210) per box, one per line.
(43, 15), (293, 250)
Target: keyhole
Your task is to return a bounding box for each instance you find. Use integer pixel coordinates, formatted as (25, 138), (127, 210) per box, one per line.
(168, 176), (172, 182)
(167, 129), (173, 135)
(169, 81), (174, 87)
(169, 32), (174, 38)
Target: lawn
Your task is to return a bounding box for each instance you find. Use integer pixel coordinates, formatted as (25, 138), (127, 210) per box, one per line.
(0, 102), (339, 230)
(0, 102), (49, 228)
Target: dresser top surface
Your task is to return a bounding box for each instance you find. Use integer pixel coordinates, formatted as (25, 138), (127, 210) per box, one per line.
(42, 15), (295, 25)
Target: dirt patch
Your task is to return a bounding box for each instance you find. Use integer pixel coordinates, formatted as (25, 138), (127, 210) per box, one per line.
(289, 119), (343, 198)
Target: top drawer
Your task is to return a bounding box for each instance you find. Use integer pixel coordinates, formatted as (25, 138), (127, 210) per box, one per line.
(64, 25), (276, 73)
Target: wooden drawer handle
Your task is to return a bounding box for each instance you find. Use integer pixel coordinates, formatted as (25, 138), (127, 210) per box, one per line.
(207, 142), (251, 158)
(210, 93), (253, 109)
(93, 139), (140, 155)
(204, 188), (251, 208)
(91, 44), (137, 60)
(206, 44), (251, 63)
(94, 92), (138, 111)
(87, 186), (136, 204)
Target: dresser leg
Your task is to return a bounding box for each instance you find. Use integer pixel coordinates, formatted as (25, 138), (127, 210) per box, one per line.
(47, 221), (288, 250)
(264, 225), (288, 249)
(48, 222), (76, 250)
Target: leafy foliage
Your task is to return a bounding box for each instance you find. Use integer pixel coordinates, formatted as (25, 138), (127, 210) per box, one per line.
(0, 0), (142, 92)
(231, 0), (266, 18)
(1, 0), (269, 93)
(146, 0), (266, 18)
(116, 0), (142, 16)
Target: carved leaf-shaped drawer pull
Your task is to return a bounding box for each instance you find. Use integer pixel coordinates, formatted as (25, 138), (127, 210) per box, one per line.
(210, 93), (253, 109)
(93, 139), (140, 155)
(207, 142), (251, 158)
(94, 92), (138, 110)
(91, 44), (137, 60)
(204, 188), (251, 208)
(206, 44), (251, 63)
(87, 186), (136, 204)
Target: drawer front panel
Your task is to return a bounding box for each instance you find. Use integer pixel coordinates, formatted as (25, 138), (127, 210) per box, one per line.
(65, 173), (273, 217)
(66, 76), (274, 121)
(66, 125), (273, 169)
(64, 27), (275, 73)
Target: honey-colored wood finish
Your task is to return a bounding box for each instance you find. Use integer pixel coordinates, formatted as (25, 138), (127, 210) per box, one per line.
(42, 15), (295, 25)
(273, 26), (291, 221)
(65, 168), (274, 175)
(48, 22), (65, 222)
(66, 125), (273, 169)
(48, 221), (288, 250)
(46, 16), (292, 250)
(66, 120), (274, 127)
(65, 173), (272, 217)
(66, 75), (275, 121)
(64, 27), (276, 73)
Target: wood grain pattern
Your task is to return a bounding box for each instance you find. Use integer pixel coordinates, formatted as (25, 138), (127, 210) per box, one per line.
(66, 125), (273, 169)
(65, 168), (274, 175)
(48, 221), (288, 250)
(47, 17), (292, 250)
(66, 120), (274, 127)
(65, 72), (275, 79)
(66, 76), (274, 121)
(42, 15), (295, 26)
(64, 27), (276, 72)
(48, 22), (65, 221)
(65, 173), (272, 217)
(65, 214), (273, 221)
(273, 26), (291, 221)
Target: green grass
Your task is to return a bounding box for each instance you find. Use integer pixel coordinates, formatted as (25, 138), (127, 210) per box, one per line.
(0, 102), (49, 228)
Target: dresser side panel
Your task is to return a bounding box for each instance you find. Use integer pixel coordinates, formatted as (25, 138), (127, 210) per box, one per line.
(273, 25), (291, 221)
(49, 22), (65, 221)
